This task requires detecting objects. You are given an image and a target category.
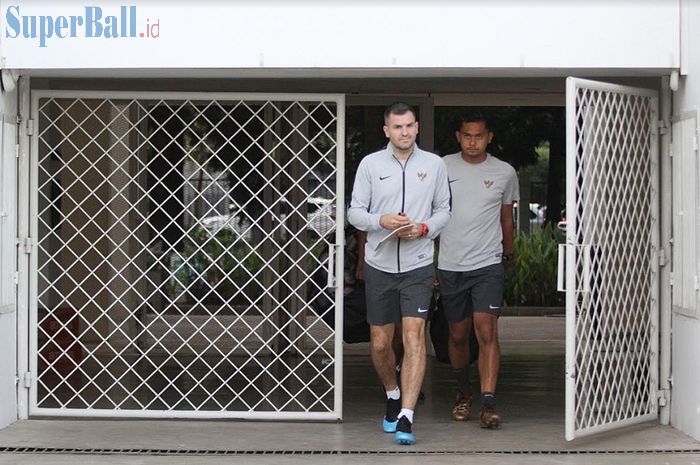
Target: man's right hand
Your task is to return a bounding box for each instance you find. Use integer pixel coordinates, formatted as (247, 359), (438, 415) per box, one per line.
(380, 213), (411, 230)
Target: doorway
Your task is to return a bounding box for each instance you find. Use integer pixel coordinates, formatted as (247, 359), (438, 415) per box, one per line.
(17, 76), (668, 446)
(342, 81), (662, 442)
(341, 98), (569, 440)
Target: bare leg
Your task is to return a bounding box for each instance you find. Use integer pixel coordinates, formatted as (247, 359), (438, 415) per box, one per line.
(448, 318), (473, 370)
(448, 317), (473, 420)
(399, 317), (426, 410)
(474, 312), (499, 393)
(393, 322), (404, 367)
(370, 323), (399, 390)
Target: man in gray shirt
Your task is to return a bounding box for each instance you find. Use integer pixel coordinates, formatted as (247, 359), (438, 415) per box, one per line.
(438, 114), (518, 429)
(348, 102), (451, 445)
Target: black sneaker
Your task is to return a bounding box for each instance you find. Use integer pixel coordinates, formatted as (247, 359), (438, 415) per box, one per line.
(395, 415), (415, 445)
(382, 398), (401, 433)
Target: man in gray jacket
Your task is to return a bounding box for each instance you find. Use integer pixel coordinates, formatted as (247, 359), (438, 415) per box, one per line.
(348, 102), (451, 445)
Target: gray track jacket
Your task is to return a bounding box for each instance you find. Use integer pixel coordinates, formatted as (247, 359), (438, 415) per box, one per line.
(347, 144), (452, 273)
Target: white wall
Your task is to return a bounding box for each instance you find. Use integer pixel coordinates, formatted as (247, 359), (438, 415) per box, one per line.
(672, 315), (700, 439)
(672, 0), (700, 442)
(0, 82), (18, 429)
(0, 1), (680, 71)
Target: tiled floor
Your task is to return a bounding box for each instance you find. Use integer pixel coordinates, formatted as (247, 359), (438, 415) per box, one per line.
(1, 317), (698, 464)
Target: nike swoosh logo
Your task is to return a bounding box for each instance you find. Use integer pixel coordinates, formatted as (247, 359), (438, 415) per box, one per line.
(448, 179), (459, 184)
(488, 305), (500, 310)
(417, 308), (428, 313)
(379, 175), (391, 181)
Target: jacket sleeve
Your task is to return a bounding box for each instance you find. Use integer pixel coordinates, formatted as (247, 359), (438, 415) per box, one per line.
(347, 158), (383, 232)
(423, 160), (452, 239)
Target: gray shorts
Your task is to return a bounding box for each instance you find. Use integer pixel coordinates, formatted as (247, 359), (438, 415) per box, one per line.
(364, 263), (435, 325)
(438, 264), (504, 322)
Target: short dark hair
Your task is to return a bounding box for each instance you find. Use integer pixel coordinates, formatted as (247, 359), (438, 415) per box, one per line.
(457, 112), (490, 132)
(384, 102), (417, 124)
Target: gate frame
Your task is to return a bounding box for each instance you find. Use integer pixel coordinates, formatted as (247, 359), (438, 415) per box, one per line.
(14, 77), (674, 435)
(564, 77), (661, 440)
(20, 89), (346, 420)
(17, 76), (31, 420)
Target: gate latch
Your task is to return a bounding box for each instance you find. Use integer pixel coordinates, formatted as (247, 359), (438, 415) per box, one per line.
(18, 237), (32, 255)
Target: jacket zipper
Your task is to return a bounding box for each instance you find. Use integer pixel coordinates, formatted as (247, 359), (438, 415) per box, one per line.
(393, 154), (410, 273)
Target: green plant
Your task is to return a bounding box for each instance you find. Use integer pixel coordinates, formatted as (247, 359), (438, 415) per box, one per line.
(505, 222), (564, 307)
(166, 226), (264, 306)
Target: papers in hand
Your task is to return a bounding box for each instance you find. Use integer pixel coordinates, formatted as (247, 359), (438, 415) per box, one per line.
(375, 224), (416, 250)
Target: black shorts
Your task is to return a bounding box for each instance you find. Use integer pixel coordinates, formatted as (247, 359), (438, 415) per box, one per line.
(364, 263), (435, 325)
(438, 263), (504, 323)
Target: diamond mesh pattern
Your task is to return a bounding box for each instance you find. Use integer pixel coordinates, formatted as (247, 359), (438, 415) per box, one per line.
(572, 87), (658, 432)
(32, 95), (341, 417)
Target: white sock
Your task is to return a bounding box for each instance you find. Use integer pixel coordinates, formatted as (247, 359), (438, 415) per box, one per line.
(386, 386), (401, 400)
(398, 408), (414, 424)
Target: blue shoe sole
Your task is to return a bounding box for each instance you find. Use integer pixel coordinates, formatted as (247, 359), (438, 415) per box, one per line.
(395, 431), (415, 445)
(382, 417), (398, 433)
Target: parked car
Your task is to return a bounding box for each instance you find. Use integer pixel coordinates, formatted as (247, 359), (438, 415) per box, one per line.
(200, 198), (336, 237)
(529, 202), (546, 225)
(200, 202), (252, 238)
(557, 209), (567, 232)
(513, 201), (546, 233)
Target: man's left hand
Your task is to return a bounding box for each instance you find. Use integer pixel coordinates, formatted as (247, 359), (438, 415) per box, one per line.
(396, 223), (424, 240)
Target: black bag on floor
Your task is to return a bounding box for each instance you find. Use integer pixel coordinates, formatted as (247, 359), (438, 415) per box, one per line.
(343, 281), (370, 343)
(429, 292), (479, 365)
(308, 225), (369, 343)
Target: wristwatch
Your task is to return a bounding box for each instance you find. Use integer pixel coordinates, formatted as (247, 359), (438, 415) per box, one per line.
(501, 254), (514, 262)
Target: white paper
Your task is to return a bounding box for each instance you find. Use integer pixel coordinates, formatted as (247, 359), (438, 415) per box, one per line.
(375, 224), (417, 250)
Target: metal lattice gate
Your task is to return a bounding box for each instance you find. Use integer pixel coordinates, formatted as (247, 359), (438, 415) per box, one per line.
(25, 91), (345, 419)
(563, 78), (659, 440)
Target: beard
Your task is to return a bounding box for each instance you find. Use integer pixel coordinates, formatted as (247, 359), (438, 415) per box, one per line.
(394, 138), (415, 150)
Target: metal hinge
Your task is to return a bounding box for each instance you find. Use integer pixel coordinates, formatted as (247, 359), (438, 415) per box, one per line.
(658, 389), (668, 407)
(17, 117), (34, 136)
(23, 372), (32, 389)
(657, 120), (668, 136)
(658, 248), (667, 267)
(17, 237), (32, 254)
(13, 272), (18, 285)
(695, 276), (700, 291)
(14, 143), (19, 158)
